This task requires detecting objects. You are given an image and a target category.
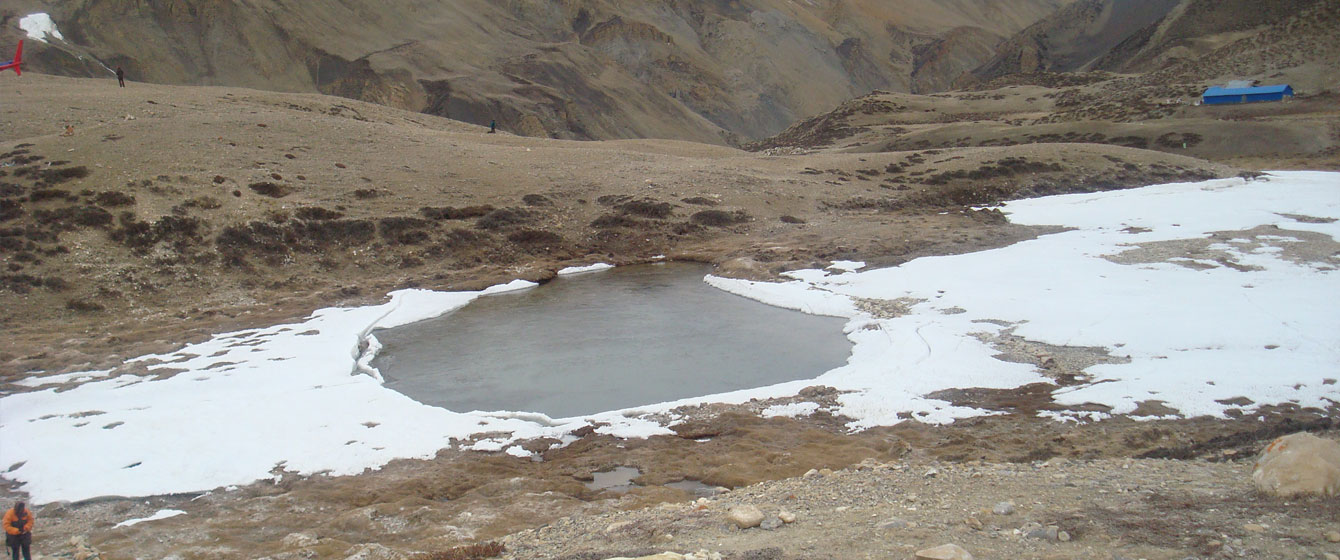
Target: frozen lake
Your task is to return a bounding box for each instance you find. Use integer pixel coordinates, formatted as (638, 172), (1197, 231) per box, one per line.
(371, 263), (853, 417)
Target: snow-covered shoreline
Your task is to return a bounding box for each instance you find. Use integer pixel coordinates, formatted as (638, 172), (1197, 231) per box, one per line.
(2, 172), (1337, 504)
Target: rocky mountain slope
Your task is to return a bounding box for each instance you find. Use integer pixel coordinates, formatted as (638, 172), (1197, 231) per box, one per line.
(969, 0), (1332, 83)
(752, 0), (1340, 171)
(1, 0), (1070, 143)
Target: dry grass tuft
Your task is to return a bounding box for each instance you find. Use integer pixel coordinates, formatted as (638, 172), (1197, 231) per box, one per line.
(416, 541), (505, 560)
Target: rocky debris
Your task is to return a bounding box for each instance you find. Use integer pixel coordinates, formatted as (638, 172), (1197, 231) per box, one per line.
(726, 505), (765, 529)
(1023, 524), (1059, 541)
(876, 517), (912, 529)
(281, 532), (319, 548)
(914, 543), (974, 560)
(1252, 432), (1340, 496)
(606, 552), (721, 560)
(69, 535), (99, 560)
(342, 543), (404, 560)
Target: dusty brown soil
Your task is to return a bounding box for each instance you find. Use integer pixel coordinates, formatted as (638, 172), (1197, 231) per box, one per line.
(3, 75), (1335, 560)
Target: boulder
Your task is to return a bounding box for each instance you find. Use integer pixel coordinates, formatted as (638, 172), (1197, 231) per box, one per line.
(726, 505), (765, 529)
(914, 544), (974, 560)
(343, 543), (405, 560)
(1252, 432), (1340, 497)
(282, 532), (319, 548)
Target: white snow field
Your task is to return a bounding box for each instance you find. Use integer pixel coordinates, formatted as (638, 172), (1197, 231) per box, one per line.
(18, 13), (64, 43)
(1, 171), (1337, 504)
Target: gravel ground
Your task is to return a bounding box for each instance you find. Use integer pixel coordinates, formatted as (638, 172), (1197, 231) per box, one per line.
(501, 455), (1340, 560)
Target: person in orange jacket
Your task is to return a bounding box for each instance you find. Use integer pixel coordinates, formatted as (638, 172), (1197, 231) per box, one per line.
(2, 502), (32, 560)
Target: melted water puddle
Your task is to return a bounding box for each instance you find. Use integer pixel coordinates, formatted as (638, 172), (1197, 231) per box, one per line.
(371, 263), (852, 418)
(584, 466), (720, 497)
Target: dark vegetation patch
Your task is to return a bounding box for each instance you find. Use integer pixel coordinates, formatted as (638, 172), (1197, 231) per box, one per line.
(216, 219), (378, 259)
(780, 215), (806, 224)
(294, 207), (344, 221)
(66, 298), (106, 313)
(110, 214), (206, 250)
(33, 166), (91, 186)
(353, 189), (380, 199)
(615, 199), (673, 219)
(689, 210), (750, 227)
(475, 207), (532, 230)
(92, 191), (136, 207)
(1156, 132), (1204, 149)
(379, 217), (434, 245)
(923, 158), (1064, 186)
(590, 214), (641, 229)
(415, 541), (505, 560)
(1, 273), (68, 294)
(522, 194), (553, 206)
(29, 189), (74, 203)
(0, 200), (22, 222)
(180, 197), (222, 210)
(33, 206), (115, 230)
(248, 182), (292, 198)
(681, 197), (719, 206)
(420, 205), (495, 220)
(507, 229), (563, 246)
(596, 194), (632, 206)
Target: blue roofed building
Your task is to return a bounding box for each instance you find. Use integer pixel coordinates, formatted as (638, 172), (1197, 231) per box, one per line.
(1202, 84), (1294, 105)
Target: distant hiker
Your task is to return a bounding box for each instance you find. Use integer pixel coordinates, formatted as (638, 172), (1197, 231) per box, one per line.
(115, 66), (125, 87)
(3, 501), (33, 560)
(488, 119), (497, 134)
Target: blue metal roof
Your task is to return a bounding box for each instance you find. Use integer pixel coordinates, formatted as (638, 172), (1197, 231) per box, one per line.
(1203, 85), (1292, 97)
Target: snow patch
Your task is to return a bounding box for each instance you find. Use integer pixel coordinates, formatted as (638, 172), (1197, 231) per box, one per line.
(19, 13), (64, 43)
(114, 509), (185, 528)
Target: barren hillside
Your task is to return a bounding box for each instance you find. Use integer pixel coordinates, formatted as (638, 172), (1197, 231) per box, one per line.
(0, 0), (1070, 143)
(0, 74), (1232, 379)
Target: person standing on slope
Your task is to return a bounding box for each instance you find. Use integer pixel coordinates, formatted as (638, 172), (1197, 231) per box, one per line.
(115, 65), (125, 87)
(2, 502), (33, 560)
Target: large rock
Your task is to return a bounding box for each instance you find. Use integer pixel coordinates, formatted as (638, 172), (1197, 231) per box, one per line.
(1252, 432), (1340, 497)
(915, 544), (974, 560)
(343, 544), (405, 560)
(726, 505), (766, 529)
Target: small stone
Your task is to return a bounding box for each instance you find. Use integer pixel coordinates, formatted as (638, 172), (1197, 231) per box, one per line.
(760, 516), (783, 530)
(804, 469), (821, 478)
(605, 520), (635, 534)
(914, 543), (974, 560)
(835, 506), (849, 512)
(1323, 553), (1338, 560)
(965, 517), (983, 530)
(727, 505), (765, 529)
(1325, 530), (1340, 543)
(778, 510), (796, 523)
(876, 517), (911, 529)
(992, 501), (1016, 515)
(1026, 526), (1060, 541)
(819, 468), (834, 476)
(1058, 530), (1071, 542)
(1242, 523), (1267, 533)
(924, 468), (940, 478)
